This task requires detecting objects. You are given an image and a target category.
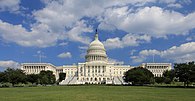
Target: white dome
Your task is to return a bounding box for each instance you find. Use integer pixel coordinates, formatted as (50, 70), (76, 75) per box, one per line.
(88, 38), (105, 50)
(85, 31), (107, 62)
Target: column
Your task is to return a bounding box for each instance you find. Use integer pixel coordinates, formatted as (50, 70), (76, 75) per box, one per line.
(101, 66), (103, 75)
(95, 66), (97, 75)
(84, 66), (86, 76)
(86, 66), (88, 77)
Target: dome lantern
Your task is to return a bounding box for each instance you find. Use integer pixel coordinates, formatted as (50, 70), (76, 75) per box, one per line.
(95, 29), (98, 40)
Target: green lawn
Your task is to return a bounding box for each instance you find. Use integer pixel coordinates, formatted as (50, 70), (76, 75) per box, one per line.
(0, 86), (194, 101)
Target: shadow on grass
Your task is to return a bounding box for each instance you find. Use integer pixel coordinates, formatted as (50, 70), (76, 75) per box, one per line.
(148, 85), (195, 88)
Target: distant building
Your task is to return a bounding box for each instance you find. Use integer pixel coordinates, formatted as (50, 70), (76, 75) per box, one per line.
(141, 63), (172, 77)
(21, 31), (171, 85)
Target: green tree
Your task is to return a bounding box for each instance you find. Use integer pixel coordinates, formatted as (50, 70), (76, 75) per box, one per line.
(162, 69), (175, 84)
(174, 61), (195, 87)
(163, 77), (171, 84)
(124, 67), (154, 85)
(3, 68), (26, 86)
(59, 73), (66, 82)
(0, 72), (6, 83)
(189, 64), (195, 82)
(26, 74), (39, 84)
(163, 69), (175, 81)
(39, 70), (56, 85)
(155, 77), (164, 84)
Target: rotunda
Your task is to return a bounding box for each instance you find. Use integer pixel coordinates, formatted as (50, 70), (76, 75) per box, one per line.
(85, 30), (108, 62)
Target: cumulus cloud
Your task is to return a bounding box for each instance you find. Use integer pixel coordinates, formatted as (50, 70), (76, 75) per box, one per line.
(0, 20), (58, 47)
(66, 20), (93, 44)
(99, 6), (195, 38)
(167, 3), (182, 8)
(0, 60), (20, 69)
(0, 19), (92, 47)
(186, 34), (195, 41)
(103, 33), (151, 49)
(59, 42), (68, 46)
(30, 0), (161, 48)
(108, 58), (124, 65)
(0, 0), (194, 49)
(57, 52), (72, 58)
(131, 42), (195, 63)
(78, 45), (89, 59)
(0, 0), (21, 12)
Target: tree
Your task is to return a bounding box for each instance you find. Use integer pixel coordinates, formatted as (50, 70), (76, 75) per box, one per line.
(124, 67), (154, 85)
(3, 68), (26, 86)
(155, 77), (164, 84)
(163, 77), (172, 84)
(26, 74), (39, 84)
(174, 61), (195, 87)
(59, 73), (66, 82)
(39, 70), (56, 85)
(163, 70), (175, 81)
(189, 64), (195, 82)
(0, 72), (6, 83)
(163, 69), (175, 84)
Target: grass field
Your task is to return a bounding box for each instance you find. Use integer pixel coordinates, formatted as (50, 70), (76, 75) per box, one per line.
(0, 86), (194, 101)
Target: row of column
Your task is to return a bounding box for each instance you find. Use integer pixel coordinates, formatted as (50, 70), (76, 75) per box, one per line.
(147, 66), (168, 69)
(80, 66), (106, 76)
(87, 55), (106, 61)
(23, 66), (46, 74)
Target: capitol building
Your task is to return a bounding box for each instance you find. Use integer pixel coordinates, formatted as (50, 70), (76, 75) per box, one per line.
(21, 31), (172, 85)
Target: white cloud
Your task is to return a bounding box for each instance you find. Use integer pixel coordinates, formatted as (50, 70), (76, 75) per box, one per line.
(131, 56), (146, 63)
(78, 46), (88, 59)
(66, 20), (93, 44)
(59, 42), (68, 46)
(186, 34), (195, 41)
(99, 6), (195, 38)
(139, 49), (161, 56)
(103, 33), (151, 49)
(159, 0), (176, 4)
(0, 0), (194, 49)
(178, 0), (192, 5)
(130, 49), (137, 55)
(108, 58), (124, 65)
(0, 0), (21, 12)
(31, 0), (158, 47)
(0, 19), (92, 47)
(98, 22), (116, 31)
(79, 46), (88, 50)
(167, 3), (182, 8)
(0, 20), (58, 47)
(57, 52), (72, 58)
(132, 42), (195, 63)
(0, 60), (20, 69)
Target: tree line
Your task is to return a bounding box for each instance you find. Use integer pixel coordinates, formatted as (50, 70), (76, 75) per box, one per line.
(0, 68), (63, 87)
(0, 61), (194, 87)
(124, 61), (195, 87)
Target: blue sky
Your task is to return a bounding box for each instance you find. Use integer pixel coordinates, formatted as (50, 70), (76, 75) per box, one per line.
(0, 0), (195, 70)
